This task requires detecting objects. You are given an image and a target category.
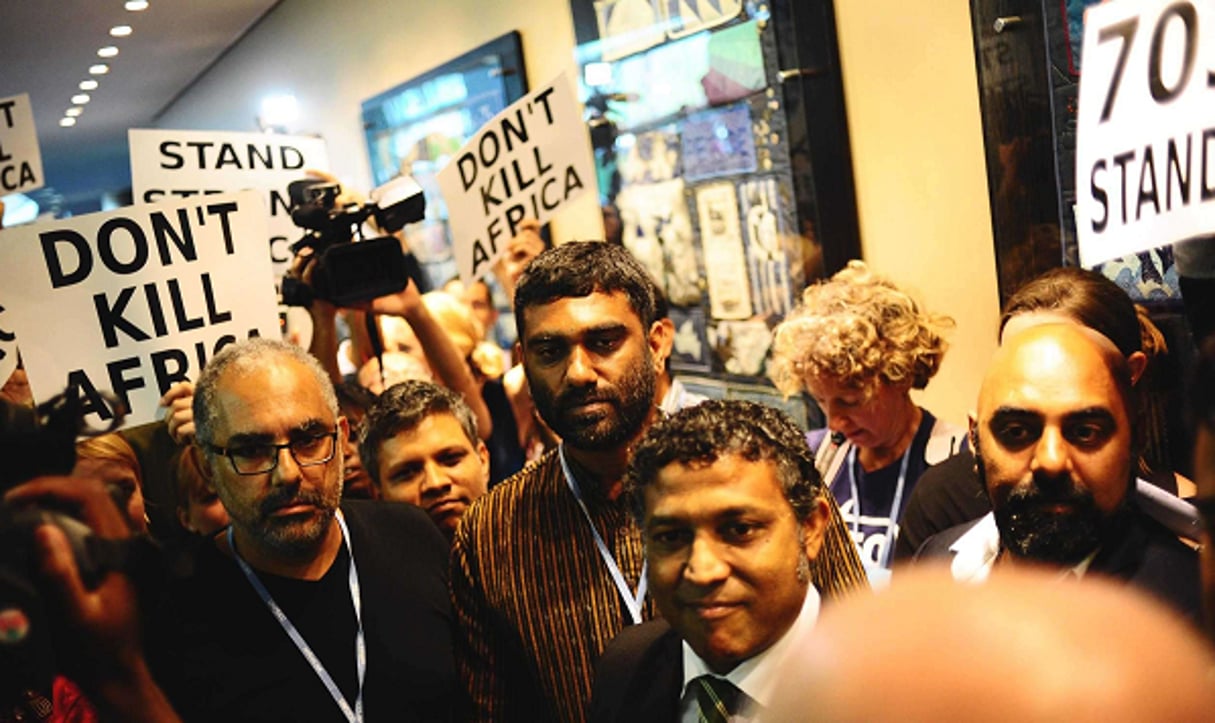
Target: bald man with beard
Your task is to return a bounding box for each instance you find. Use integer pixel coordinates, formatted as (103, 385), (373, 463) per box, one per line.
(916, 324), (1200, 623)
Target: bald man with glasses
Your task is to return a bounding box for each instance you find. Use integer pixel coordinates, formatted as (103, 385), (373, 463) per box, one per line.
(144, 338), (461, 722)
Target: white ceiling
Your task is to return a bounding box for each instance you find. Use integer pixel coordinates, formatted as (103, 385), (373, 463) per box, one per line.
(0, 0), (281, 212)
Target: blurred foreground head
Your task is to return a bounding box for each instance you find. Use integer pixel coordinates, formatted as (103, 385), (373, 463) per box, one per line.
(774, 568), (1215, 721)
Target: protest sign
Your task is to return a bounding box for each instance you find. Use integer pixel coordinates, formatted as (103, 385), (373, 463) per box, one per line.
(0, 93), (44, 194)
(129, 129), (329, 282)
(438, 72), (597, 283)
(0, 303), (17, 391)
(1075, 0), (1215, 266)
(0, 190), (279, 428)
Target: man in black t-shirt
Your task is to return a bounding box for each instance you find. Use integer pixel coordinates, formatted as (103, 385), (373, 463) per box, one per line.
(147, 338), (459, 721)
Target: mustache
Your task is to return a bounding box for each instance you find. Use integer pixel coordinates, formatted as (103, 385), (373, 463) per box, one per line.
(556, 387), (614, 407)
(258, 487), (327, 518)
(1001, 472), (1095, 512)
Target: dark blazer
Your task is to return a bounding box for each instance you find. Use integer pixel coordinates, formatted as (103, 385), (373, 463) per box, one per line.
(917, 508), (1202, 625)
(588, 620), (683, 723)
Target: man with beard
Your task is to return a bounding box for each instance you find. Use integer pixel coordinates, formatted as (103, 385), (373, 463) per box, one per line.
(449, 242), (673, 722)
(145, 338), (460, 721)
(916, 324), (1200, 622)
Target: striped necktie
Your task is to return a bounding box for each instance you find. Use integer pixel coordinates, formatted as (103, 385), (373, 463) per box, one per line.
(693, 675), (740, 723)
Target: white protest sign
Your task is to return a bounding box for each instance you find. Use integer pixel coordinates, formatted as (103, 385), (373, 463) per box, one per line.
(129, 129), (329, 282)
(0, 93), (44, 195)
(438, 72), (597, 283)
(0, 190), (279, 428)
(1075, 0), (1215, 266)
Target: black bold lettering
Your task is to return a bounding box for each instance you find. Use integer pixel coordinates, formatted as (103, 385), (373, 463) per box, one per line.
(505, 204), (526, 235)
(1136, 146), (1160, 219)
(40, 229), (93, 288)
(458, 152), (479, 192)
(248, 144), (272, 169)
(502, 109), (529, 151)
(205, 202), (240, 255)
(215, 143), (241, 169)
(479, 131), (501, 167)
(1203, 128), (1215, 201)
(1091, 160), (1110, 233)
(471, 239), (492, 279)
(511, 159), (535, 192)
(1166, 134), (1191, 209)
(0, 99), (15, 128)
(480, 174), (502, 215)
(151, 208), (198, 265)
(540, 177), (561, 210)
(563, 165), (584, 198)
(201, 273), (233, 324)
(66, 369), (113, 421)
(167, 279), (205, 331)
(143, 283), (169, 337)
(532, 87), (557, 124)
(269, 188), (291, 217)
(1113, 150), (1136, 224)
(279, 145), (304, 169)
(106, 356), (146, 416)
(97, 217), (150, 275)
(151, 348), (190, 395)
(159, 141), (184, 169)
(187, 141), (214, 168)
(94, 288), (151, 348)
(533, 146), (552, 176)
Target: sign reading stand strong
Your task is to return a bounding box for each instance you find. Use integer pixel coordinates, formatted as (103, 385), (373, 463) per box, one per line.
(0, 191), (280, 429)
(438, 72), (597, 283)
(1075, 0), (1215, 266)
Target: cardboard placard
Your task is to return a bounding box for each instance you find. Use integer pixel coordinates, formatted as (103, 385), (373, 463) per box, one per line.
(1075, 0), (1215, 266)
(129, 129), (329, 282)
(0, 191), (279, 428)
(0, 93), (44, 195)
(438, 73), (597, 283)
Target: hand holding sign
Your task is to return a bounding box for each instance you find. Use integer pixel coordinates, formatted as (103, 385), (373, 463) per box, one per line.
(439, 72), (597, 283)
(1075, 0), (1215, 266)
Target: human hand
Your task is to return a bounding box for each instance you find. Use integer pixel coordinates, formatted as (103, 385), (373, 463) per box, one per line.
(159, 381), (195, 445)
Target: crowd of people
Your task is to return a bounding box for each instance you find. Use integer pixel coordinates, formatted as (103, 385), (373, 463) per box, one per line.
(4, 224), (1215, 722)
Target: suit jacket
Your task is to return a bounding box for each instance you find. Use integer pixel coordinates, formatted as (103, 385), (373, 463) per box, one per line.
(917, 507), (1202, 624)
(588, 620), (683, 723)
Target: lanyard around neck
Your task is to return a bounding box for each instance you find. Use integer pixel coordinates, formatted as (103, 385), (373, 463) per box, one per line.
(847, 443), (912, 570)
(559, 445), (647, 625)
(228, 510), (366, 723)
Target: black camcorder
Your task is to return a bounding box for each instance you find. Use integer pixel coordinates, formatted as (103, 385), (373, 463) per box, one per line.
(281, 175), (429, 308)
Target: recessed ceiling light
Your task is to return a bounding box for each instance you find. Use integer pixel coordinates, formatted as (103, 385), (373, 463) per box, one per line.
(60, 117), (77, 127)
(110, 25), (133, 37)
(79, 79), (99, 91)
(71, 94), (91, 105)
(89, 64), (110, 75)
(65, 107), (84, 117)
(125, 0), (149, 10)
(98, 46), (120, 58)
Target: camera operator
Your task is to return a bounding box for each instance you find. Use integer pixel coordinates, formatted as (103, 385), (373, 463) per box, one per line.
(5, 475), (179, 722)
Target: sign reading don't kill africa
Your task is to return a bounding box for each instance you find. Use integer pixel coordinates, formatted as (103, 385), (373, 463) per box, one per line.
(438, 72), (597, 283)
(1075, 0), (1215, 266)
(0, 191), (280, 429)
(0, 93), (44, 195)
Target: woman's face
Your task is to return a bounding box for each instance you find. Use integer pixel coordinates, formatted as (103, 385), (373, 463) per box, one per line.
(73, 455), (147, 533)
(804, 375), (911, 451)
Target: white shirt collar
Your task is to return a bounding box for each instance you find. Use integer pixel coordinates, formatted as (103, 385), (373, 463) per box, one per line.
(948, 511), (1100, 581)
(681, 585), (821, 712)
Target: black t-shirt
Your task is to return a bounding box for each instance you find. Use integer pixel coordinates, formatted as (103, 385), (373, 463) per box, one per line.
(893, 448), (991, 563)
(146, 500), (459, 722)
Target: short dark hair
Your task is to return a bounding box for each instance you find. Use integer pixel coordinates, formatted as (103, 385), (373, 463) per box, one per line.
(358, 380), (480, 487)
(512, 241), (659, 340)
(625, 400), (823, 523)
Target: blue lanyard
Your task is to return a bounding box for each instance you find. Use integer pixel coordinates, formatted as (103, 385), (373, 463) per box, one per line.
(228, 510), (365, 723)
(559, 445), (647, 624)
(847, 444), (911, 570)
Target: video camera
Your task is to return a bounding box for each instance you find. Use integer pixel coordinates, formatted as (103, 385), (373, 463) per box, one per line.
(0, 393), (125, 707)
(281, 175), (429, 308)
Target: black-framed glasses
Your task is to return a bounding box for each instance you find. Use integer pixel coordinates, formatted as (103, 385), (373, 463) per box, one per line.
(210, 431), (339, 476)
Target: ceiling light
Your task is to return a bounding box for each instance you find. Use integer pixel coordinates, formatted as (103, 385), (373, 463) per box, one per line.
(60, 117), (77, 127)
(71, 94), (91, 104)
(98, 46), (120, 58)
(65, 107), (84, 117)
(110, 25), (133, 37)
(259, 93), (300, 129)
(79, 79), (99, 90)
(89, 64), (110, 75)
(125, 0), (149, 10)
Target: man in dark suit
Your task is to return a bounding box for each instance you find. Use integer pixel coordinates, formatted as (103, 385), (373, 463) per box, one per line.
(588, 400), (833, 722)
(916, 323), (1200, 623)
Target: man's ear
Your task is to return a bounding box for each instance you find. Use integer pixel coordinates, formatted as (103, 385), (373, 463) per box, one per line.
(1127, 350), (1148, 385)
(649, 318), (674, 373)
(476, 439), (491, 486)
(801, 496), (831, 562)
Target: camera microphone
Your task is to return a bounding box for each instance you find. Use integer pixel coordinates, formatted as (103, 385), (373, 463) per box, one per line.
(831, 431), (846, 445)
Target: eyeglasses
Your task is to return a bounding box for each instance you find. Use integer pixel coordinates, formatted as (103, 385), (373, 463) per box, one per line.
(210, 431), (339, 476)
